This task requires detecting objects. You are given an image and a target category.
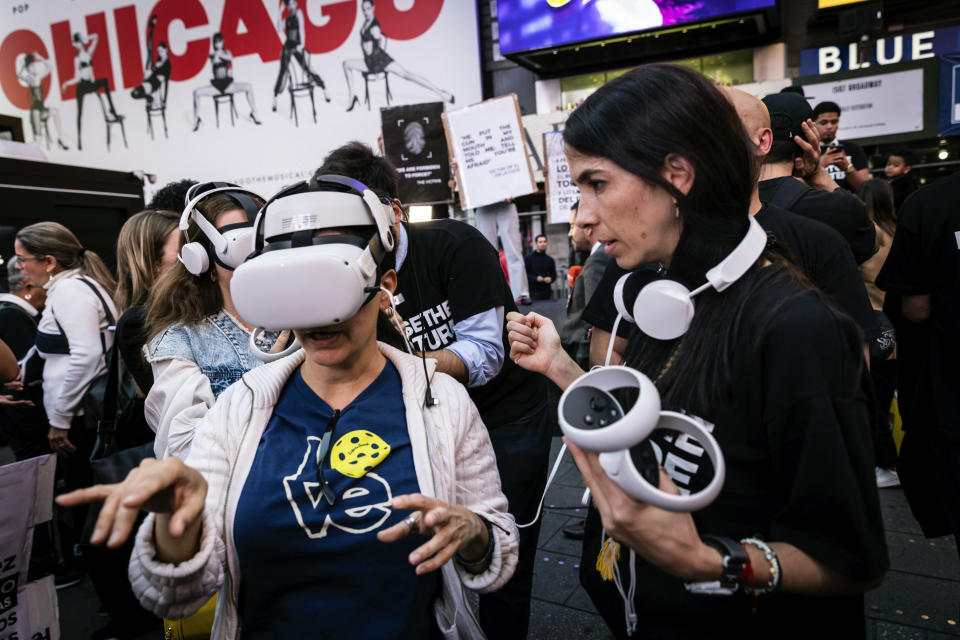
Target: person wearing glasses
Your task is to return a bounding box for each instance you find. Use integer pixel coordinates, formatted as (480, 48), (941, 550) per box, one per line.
(58, 179), (519, 639)
(14, 222), (118, 588)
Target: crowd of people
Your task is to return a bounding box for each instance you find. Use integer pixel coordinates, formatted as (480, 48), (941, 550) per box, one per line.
(0, 62), (957, 640)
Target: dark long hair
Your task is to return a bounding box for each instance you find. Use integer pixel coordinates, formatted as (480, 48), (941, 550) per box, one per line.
(564, 64), (799, 416)
(857, 180), (896, 237)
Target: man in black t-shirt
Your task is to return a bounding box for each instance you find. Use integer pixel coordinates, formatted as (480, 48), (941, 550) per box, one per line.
(759, 93), (875, 265)
(814, 101), (871, 192)
(315, 143), (551, 640)
(876, 172), (960, 550)
(524, 234), (556, 300)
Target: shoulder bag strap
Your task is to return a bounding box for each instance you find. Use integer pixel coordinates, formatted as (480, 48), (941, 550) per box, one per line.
(74, 276), (116, 355)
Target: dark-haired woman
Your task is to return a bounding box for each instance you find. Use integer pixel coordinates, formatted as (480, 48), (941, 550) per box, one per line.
(507, 64), (887, 638)
(342, 0), (453, 111)
(271, 0), (330, 112)
(857, 179), (900, 488)
(61, 33), (122, 151)
(191, 33), (261, 131)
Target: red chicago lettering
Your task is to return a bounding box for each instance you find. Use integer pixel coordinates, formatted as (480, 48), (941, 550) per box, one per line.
(114, 5), (145, 89)
(0, 29), (49, 110)
(219, 0), (282, 63)
(376, 0), (443, 40)
(303, 0), (355, 54)
(147, 0), (210, 82)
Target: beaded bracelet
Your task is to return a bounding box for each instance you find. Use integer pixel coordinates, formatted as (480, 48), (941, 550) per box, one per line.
(739, 537), (781, 596)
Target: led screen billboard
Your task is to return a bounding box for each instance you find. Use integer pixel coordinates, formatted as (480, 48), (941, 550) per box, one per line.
(497, 0), (777, 54)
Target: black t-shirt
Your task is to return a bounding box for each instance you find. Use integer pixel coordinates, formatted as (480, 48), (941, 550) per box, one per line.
(756, 203), (879, 341)
(581, 276), (888, 638)
(822, 139), (869, 192)
(759, 176), (876, 265)
(396, 220), (546, 427)
(582, 206), (880, 343)
(876, 172), (960, 443)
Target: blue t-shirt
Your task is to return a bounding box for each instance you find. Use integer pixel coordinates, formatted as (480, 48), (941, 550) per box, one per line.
(234, 361), (438, 638)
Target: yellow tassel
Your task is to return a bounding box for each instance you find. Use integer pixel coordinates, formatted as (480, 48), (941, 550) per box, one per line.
(596, 537), (621, 582)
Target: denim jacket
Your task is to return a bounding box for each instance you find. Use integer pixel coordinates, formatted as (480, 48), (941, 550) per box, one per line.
(144, 311), (276, 459)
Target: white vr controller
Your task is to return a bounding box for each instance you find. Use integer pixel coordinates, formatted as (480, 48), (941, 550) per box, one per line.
(558, 366), (725, 512)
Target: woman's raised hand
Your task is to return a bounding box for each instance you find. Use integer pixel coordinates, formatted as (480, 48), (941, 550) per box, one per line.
(378, 494), (490, 575)
(56, 457), (207, 552)
(507, 311), (584, 390)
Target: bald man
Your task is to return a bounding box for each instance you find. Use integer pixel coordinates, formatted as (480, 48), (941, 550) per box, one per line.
(745, 90), (875, 265)
(723, 85), (881, 355)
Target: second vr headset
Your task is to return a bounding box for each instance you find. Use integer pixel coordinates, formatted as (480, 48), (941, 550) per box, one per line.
(178, 181), (263, 275)
(230, 174), (397, 333)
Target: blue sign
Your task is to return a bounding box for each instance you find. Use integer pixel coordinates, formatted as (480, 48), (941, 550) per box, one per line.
(939, 53), (960, 136)
(497, 0), (777, 55)
(800, 25), (960, 76)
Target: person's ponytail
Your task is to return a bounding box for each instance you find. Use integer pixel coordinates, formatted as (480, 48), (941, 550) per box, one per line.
(78, 249), (117, 298)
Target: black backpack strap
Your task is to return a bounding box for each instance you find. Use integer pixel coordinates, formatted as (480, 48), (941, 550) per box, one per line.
(768, 177), (810, 211)
(74, 277), (116, 355)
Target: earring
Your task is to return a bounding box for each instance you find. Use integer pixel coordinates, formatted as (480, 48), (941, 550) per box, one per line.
(25, 294), (32, 300)
(673, 200), (680, 219)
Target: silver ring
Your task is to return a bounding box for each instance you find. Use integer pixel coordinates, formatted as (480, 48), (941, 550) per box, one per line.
(403, 514), (418, 535)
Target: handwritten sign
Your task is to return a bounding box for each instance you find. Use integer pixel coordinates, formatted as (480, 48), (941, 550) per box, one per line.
(442, 94), (536, 209)
(543, 131), (579, 224)
(0, 455), (59, 640)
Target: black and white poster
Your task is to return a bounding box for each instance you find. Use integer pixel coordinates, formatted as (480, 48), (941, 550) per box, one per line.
(380, 101), (450, 205)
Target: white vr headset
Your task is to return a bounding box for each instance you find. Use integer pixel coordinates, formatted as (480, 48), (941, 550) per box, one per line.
(556, 215), (768, 511)
(230, 175), (396, 358)
(178, 182), (264, 275)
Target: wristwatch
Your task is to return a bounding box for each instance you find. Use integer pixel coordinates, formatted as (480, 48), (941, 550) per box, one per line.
(683, 535), (747, 596)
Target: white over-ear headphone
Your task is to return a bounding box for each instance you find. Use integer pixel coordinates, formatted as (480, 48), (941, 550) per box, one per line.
(178, 182), (264, 276)
(613, 215), (768, 340)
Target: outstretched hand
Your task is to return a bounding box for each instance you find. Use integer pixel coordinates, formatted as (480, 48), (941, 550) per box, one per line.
(378, 493), (489, 575)
(56, 456), (207, 551)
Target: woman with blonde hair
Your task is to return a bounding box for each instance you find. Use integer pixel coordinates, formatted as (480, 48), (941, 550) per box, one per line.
(143, 184), (286, 460)
(15, 221), (117, 585)
(115, 209), (180, 393)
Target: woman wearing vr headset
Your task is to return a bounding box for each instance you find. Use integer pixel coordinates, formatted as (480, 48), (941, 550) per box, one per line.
(142, 184), (285, 460)
(507, 64), (887, 638)
(59, 177), (518, 639)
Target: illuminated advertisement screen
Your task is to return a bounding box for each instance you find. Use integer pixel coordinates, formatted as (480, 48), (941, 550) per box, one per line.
(818, 0), (869, 8)
(497, 0), (778, 54)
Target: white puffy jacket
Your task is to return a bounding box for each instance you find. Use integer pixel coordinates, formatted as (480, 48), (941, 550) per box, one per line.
(129, 342), (518, 639)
